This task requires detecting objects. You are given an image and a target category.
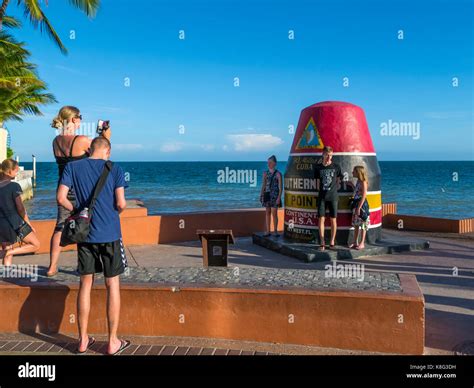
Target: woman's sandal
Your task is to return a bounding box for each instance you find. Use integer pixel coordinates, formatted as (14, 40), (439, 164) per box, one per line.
(348, 244), (358, 249)
(46, 270), (58, 277)
(108, 339), (131, 356)
(76, 336), (96, 354)
(318, 244), (326, 251)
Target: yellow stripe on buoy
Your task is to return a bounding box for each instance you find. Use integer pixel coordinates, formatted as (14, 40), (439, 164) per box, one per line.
(284, 191), (382, 210)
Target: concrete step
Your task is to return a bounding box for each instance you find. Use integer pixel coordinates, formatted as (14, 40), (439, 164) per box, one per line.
(252, 232), (430, 263)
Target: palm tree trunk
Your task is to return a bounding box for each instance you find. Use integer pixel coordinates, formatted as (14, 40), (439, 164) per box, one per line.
(0, 0), (11, 30)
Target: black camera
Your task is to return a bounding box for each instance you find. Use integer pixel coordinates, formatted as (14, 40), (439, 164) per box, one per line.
(96, 119), (110, 135)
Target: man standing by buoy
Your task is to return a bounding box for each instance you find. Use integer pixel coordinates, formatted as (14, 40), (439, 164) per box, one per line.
(315, 146), (343, 251)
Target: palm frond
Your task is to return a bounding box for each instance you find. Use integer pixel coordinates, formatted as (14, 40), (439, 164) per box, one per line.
(2, 15), (22, 28)
(21, 0), (68, 54)
(68, 0), (100, 17)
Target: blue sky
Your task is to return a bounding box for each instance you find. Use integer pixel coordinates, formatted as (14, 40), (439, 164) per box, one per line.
(5, 0), (473, 161)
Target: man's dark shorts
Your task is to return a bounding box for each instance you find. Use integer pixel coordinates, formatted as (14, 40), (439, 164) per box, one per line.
(317, 197), (338, 218)
(77, 238), (127, 278)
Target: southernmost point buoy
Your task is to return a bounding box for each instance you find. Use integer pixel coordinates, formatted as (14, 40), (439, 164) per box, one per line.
(284, 101), (382, 245)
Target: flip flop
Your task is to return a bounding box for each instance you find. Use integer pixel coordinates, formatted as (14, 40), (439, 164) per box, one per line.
(76, 336), (96, 354)
(329, 244), (336, 250)
(348, 244), (358, 249)
(318, 245), (326, 251)
(108, 339), (131, 356)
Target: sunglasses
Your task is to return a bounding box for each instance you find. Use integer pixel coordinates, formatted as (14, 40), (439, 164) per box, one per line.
(75, 114), (83, 120)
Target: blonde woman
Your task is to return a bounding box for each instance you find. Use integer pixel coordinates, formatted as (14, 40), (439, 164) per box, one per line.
(349, 165), (370, 250)
(48, 106), (111, 276)
(0, 159), (40, 265)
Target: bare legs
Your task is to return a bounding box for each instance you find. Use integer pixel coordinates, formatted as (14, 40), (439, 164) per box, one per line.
(265, 207), (271, 235)
(2, 233), (40, 266)
(318, 216), (337, 250)
(318, 216), (326, 249)
(271, 207), (279, 235)
(77, 273), (122, 355)
(77, 274), (94, 352)
(359, 228), (367, 249)
(265, 207), (279, 236)
(47, 230), (62, 275)
(330, 218), (337, 246)
(105, 275), (122, 354)
(350, 226), (367, 249)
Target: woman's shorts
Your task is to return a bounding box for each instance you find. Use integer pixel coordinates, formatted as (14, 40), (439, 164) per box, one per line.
(0, 219), (32, 243)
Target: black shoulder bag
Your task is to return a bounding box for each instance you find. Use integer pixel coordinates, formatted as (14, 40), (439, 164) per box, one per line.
(60, 161), (113, 247)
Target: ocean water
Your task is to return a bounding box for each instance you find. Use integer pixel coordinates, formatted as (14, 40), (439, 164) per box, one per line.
(20, 161), (474, 220)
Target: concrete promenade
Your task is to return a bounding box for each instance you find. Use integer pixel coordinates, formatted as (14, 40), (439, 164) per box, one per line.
(1, 229), (473, 355)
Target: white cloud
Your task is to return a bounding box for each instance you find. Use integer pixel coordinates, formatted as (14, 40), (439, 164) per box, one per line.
(160, 142), (184, 152)
(227, 134), (283, 152)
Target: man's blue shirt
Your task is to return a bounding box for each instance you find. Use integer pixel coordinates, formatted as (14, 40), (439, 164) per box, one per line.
(60, 158), (127, 243)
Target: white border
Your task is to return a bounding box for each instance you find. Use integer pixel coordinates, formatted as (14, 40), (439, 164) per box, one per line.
(284, 221), (382, 230)
(285, 206), (382, 213)
(285, 190), (381, 196)
(289, 152), (376, 156)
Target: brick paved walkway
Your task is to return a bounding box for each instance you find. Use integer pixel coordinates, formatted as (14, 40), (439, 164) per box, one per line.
(0, 339), (274, 356)
(0, 333), (379, 355)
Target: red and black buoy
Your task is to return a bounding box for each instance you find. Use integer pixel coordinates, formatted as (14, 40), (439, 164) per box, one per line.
(284, 101), (382, 245)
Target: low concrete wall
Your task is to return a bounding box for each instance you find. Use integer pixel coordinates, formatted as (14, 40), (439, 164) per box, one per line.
(27, 202), (471, 254)
(15, 170), (33, 202)
(30, 207), (278, 254)
(30, 203), (150, 254)
(0, 274), (425, 354)
(383, 213), (474, 234)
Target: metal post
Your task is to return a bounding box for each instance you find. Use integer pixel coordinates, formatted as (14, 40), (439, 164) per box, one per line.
(32, 154), (36, 188)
